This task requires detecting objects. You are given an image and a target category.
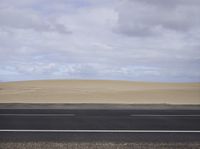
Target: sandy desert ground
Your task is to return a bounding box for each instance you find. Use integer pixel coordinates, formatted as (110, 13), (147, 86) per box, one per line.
(0, 80), (199, 104)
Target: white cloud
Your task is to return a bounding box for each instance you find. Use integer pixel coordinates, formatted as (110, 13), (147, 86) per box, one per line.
(0, 0), (199, 82)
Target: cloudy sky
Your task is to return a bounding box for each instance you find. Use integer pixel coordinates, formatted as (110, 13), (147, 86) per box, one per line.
(0, 0), (200, 82)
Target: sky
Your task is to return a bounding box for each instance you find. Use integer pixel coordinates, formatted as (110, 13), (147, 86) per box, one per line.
(0, 0), (200, 82)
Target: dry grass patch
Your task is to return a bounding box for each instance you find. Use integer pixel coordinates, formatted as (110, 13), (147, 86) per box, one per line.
(0, 80), (199, 104)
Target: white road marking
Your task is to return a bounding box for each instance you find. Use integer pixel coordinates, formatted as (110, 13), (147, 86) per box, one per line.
(130, 114), (200, 117)
(0, 114), (75, 116)
(0, 130), (200, 133)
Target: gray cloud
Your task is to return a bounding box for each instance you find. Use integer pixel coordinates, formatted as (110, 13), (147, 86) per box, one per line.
(0, 5), (71, 34)
(116, 0), (200, 37)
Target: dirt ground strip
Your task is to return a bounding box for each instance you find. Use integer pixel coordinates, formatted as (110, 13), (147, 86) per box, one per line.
(0, 142), (199, 149)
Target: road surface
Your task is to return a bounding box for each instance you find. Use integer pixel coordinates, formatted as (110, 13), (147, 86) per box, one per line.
(0, 108), (200, 142)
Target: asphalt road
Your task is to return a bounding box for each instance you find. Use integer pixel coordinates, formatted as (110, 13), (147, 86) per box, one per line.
(0, 109), (200, 130)
(0, 108), (200, 142)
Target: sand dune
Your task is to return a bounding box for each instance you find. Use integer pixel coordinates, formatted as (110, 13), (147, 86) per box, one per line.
(0, 80), (199, 104)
